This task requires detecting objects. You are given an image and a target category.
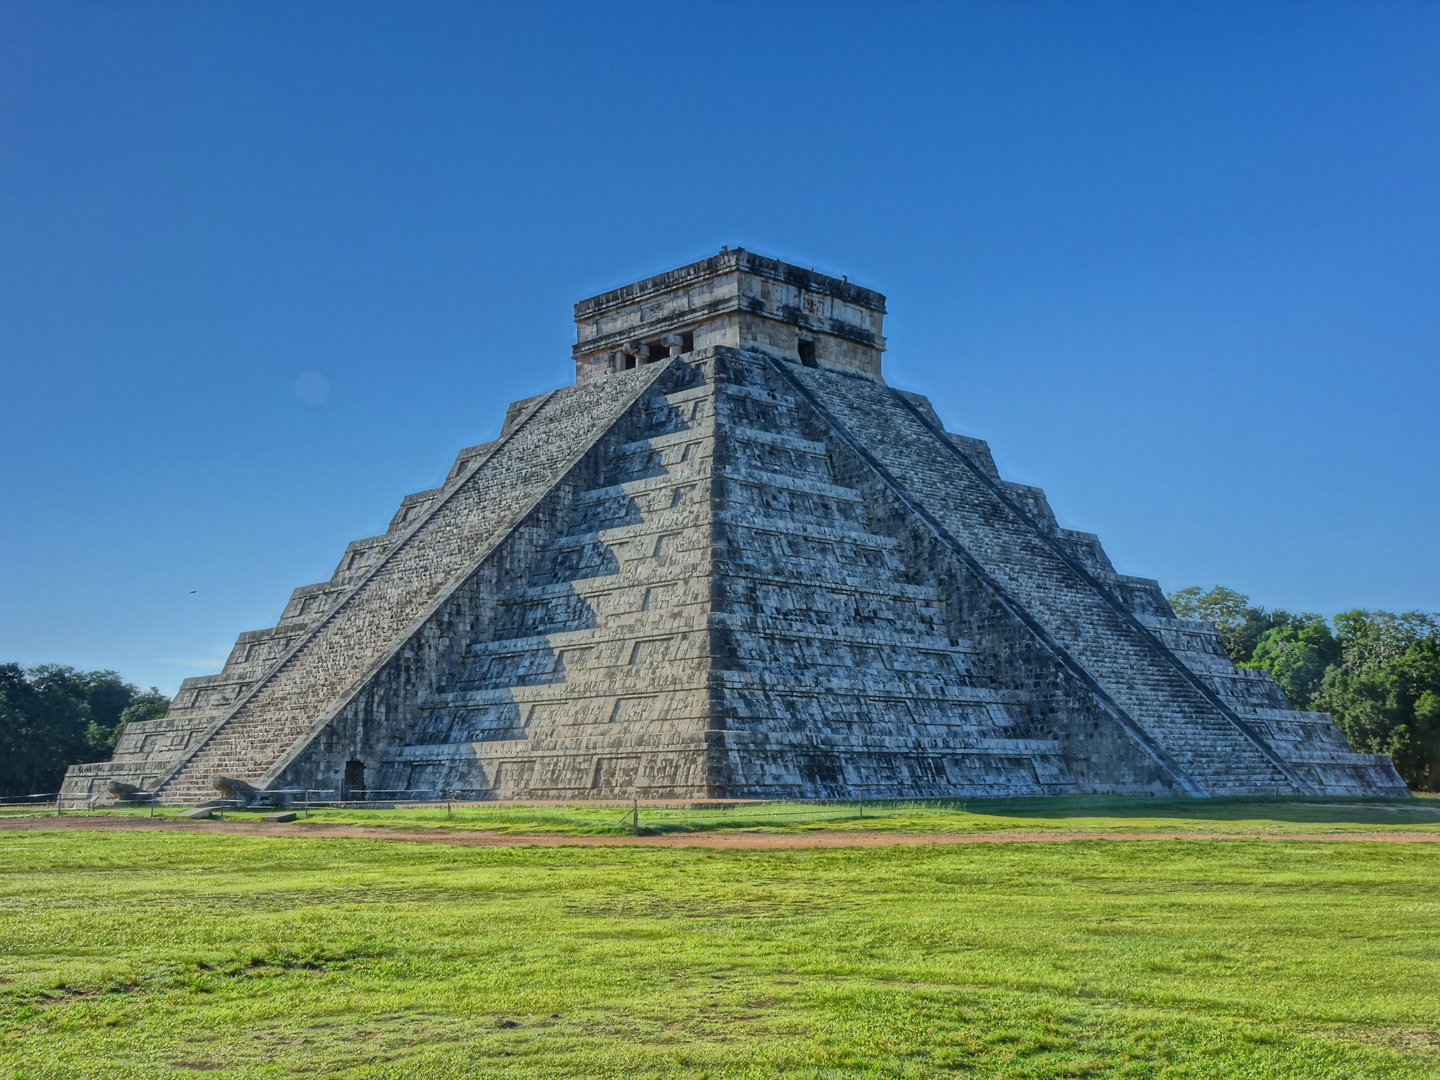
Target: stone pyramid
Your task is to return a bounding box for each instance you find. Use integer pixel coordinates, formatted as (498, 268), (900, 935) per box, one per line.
(65, 250), (1407, 805)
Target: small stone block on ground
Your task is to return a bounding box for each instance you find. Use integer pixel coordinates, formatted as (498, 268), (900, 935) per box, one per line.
(177, 807), (212, 819)
(260, 811), (297, 823)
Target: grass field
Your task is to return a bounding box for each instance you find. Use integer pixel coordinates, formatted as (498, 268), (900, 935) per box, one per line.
(267, 792), (1440, 837)
(16, 792), (1440, 837)
(2, 802), (1439, 1078)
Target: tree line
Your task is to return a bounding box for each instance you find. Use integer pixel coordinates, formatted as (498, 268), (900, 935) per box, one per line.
(0, 665), (169, 798)
(1167, 587), (1438, 791)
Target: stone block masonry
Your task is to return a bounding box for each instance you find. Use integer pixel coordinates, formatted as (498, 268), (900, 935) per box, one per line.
(63, 250), (1408, 804)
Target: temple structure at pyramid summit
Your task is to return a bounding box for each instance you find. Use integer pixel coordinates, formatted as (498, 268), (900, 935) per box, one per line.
(65, 250), (1408, 806)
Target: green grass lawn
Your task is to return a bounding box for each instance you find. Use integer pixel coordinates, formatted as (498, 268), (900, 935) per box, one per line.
(277, 792), (1440, 836)
(1, 829), (1437, 1078)
(16, 793), (1440, 837)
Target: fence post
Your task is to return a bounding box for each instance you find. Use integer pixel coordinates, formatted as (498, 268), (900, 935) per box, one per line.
(55, 793), (62, 817)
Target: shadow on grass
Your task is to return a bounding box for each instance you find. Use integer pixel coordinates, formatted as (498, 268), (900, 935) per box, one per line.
(951, 793), (1438, 825)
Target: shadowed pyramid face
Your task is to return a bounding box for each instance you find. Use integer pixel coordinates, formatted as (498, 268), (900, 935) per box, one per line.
(61, 252), (1408, 806)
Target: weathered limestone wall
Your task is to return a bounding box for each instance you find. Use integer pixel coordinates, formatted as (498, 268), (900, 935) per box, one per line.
(808, 393), (1181, 796)
(572, 250), (886, 384)
(695, 351), (1070, 797)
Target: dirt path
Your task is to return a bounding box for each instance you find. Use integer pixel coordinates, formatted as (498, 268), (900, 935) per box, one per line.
(2, 816), (1438, 849)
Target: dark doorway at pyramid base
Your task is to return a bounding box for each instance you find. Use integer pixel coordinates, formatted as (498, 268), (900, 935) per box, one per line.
(341, 760), (366, 801)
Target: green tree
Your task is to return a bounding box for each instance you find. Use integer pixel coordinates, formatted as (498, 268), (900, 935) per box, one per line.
(0, 665), (169, 797)
(102, 691), (169, 755)
(1317, 612), (1440, 791)
(1245, 618), (1340, 710)
(1167, 586), (1253, 660)
(1164, 585), (1315, 665)
(1330, 609), (1437, 667)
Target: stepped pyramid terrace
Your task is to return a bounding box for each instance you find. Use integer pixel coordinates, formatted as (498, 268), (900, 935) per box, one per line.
(64, 250), (1408, 805)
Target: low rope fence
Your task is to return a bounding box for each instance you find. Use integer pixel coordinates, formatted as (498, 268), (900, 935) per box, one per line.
(0, 792), (65, 814)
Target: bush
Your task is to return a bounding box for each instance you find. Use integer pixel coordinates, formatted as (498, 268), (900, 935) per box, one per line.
(0, 665), (170, 797)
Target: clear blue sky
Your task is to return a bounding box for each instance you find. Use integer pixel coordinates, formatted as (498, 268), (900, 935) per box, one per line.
(2, 2), (1436, 694)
